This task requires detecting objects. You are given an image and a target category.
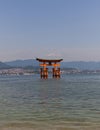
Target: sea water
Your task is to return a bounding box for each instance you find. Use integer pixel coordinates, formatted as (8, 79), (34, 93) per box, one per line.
(0, 74), (100, 130)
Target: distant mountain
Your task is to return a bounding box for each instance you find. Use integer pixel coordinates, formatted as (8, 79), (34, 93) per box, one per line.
(61, 61), (100, 70)
(5, 59), (100, 70)
(0, 62), (11, 69)
(5, 59), (38, 67)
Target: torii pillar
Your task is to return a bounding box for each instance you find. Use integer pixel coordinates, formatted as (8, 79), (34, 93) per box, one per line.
(36, 58), (63, 78)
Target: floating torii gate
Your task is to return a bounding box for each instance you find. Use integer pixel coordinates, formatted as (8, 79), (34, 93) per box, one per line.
(36, 58), (63, 78)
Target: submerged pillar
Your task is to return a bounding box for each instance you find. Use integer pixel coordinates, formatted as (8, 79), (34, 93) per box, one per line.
(52, 68), (60, 78)
(40, 68), (48, 79)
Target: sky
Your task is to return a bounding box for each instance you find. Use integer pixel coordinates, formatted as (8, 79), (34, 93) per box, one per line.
(0, 0), (100, 61)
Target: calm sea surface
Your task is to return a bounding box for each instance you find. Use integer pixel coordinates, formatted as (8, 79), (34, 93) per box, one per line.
(0, 74), (100, 130)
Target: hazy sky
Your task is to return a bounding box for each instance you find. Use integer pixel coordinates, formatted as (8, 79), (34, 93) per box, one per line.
(0, 0), (100, 61)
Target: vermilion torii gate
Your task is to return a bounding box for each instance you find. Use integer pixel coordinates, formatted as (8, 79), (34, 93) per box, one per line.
(36, 58), (63, 78)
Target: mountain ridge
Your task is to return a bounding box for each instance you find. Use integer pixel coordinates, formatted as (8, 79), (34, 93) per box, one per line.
(4, 59), (100, 70)
(0, 62), (11, 69)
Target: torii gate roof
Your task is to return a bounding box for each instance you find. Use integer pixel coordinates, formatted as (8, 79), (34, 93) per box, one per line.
(36, 58), (63, 63)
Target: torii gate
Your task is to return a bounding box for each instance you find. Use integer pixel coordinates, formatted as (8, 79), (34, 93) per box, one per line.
(36, 58), (63, 78)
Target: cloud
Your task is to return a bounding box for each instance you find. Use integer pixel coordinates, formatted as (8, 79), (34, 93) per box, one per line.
(47, 53), (56, 57)
(46, 52), (62, 58)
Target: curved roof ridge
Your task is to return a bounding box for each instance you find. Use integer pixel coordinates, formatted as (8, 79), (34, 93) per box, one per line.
(36, 58), (63, 62)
